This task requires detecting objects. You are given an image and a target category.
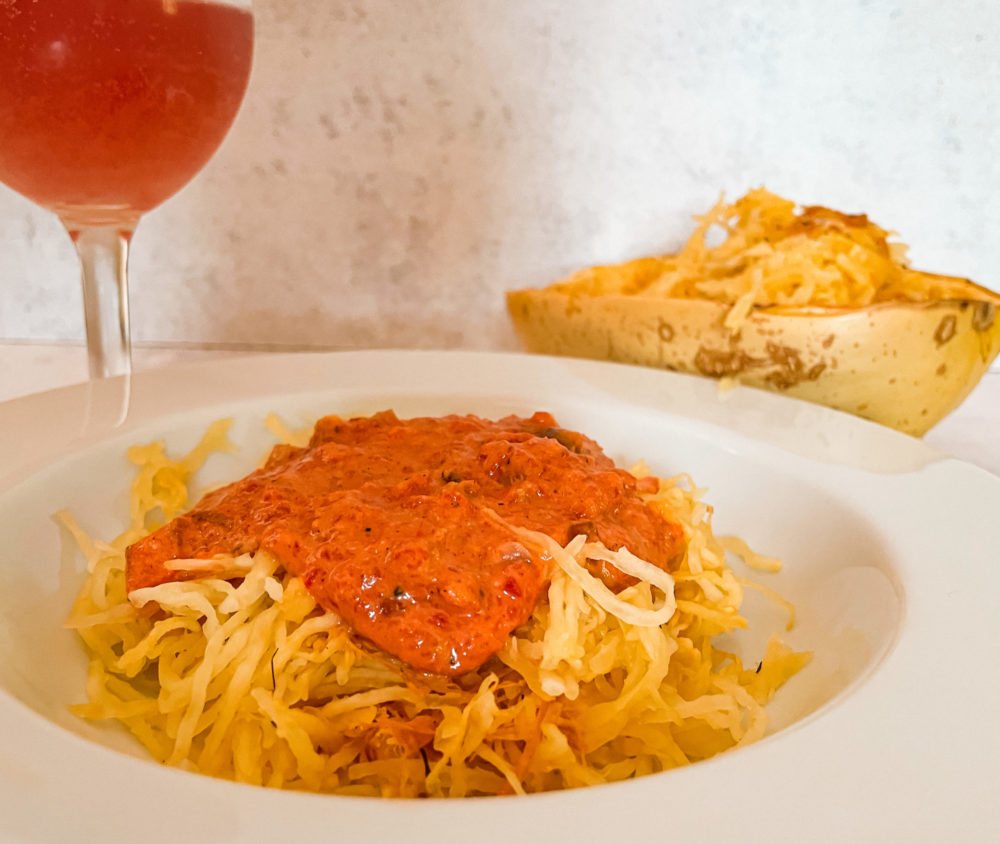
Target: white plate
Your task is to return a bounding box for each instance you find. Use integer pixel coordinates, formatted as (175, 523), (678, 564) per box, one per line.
(0, 350), (997, 843)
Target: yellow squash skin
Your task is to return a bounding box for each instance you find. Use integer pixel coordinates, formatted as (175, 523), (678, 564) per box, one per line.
(507, 279), (1000, 437)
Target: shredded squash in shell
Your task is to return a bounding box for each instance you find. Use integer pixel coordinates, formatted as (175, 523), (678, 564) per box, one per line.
(508, 189), (1000, 435)
(557, 188), (981, 331)
(65, 418), (810, 797)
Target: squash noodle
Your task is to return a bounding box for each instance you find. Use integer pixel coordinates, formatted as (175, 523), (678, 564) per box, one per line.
(65, 419), (810, 797)
(553, 187), (978, 330)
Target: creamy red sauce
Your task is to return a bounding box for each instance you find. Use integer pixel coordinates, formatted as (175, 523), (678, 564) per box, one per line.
(126, 412), (683, 675)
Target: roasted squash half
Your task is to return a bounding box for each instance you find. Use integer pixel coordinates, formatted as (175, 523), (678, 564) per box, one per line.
(507, 190), (1000, 436)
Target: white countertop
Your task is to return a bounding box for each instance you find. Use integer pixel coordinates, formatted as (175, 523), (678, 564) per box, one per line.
(1, 342), (997, 477)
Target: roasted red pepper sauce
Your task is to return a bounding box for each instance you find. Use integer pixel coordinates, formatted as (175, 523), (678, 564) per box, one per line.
(126, 412), (683, 675)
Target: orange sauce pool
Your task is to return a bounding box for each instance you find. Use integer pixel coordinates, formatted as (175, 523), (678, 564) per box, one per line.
(126, 411), (683, 675)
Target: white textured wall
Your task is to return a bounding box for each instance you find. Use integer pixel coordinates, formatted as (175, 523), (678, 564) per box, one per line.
(1, 0), (997, 350)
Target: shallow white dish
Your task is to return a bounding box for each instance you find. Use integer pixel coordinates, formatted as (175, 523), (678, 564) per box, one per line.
(0, 350), (997, 843)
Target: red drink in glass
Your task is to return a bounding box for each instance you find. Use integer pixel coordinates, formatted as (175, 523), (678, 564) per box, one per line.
(0, 0), (254, 226)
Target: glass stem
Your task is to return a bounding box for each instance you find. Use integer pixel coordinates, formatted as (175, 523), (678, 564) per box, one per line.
(69, 225), (134, 379)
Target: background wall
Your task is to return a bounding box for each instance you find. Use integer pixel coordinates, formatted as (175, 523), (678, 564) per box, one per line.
(1, 0), (997, 352)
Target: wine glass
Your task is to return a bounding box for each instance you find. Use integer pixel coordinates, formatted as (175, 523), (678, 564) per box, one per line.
(0, 0), (254, 380)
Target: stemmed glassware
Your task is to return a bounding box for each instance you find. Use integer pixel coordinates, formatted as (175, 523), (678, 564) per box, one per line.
(0, 0), (255, 379)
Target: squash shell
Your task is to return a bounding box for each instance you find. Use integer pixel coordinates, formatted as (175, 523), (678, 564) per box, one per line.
(507, 278), (1000, 436)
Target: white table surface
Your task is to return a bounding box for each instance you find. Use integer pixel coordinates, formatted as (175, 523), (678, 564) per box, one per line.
(1, 342), (997, 477)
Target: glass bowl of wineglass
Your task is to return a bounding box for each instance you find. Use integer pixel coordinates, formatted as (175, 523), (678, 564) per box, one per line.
(0, 0), (254, 379)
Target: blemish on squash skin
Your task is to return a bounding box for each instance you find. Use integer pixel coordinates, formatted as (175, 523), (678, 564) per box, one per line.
(762, 343), (826, 389)
(934, 314), (957, 346)
(972, 302), (995, 332)
(936, 363), (947, 376)
(694, 347), (755, 377)
(657, 320), (675, 342)
(806, 362), (826, 380)
(822, 334), (835, 349)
